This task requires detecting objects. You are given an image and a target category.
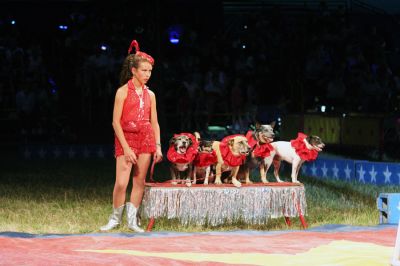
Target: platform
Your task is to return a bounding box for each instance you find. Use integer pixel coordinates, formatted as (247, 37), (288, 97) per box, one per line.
(141, 182), (307, 228)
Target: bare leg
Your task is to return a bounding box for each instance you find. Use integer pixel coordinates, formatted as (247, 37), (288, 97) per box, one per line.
(130, 153), (151, 207)
(113, 156), (133, 208)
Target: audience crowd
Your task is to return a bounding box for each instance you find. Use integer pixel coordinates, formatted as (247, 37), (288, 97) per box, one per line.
(1, 2), (400, 147)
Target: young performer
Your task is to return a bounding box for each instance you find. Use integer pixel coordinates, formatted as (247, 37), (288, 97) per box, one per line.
(101, 40), (162, 232)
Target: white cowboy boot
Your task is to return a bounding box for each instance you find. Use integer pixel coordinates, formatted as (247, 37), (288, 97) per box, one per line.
(126, 202), (144, 233)
(100, 204), (125, 231)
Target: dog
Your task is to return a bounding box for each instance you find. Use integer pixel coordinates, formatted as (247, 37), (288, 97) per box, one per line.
(192, 138), (217, 185)
(268, 133), (325, 183)
(239, 122), (276, 184)
(213, 135), (251, 187)
(167, 133), (198, 185)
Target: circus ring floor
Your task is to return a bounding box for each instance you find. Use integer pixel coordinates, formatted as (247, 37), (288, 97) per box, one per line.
(0, 224), (397, 266)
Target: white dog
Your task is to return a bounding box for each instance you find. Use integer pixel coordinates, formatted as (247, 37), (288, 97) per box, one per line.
(266, 133), (325, 183)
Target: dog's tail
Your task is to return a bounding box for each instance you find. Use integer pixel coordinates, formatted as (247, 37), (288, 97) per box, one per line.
(194, 132), (201, 142)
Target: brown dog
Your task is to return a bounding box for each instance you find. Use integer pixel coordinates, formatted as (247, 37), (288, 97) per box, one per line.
(212, 135), (251, 187)
(167, 133), (198, 185)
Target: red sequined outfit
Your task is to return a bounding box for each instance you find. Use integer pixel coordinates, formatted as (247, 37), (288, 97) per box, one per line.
(114, 80), (156, 157)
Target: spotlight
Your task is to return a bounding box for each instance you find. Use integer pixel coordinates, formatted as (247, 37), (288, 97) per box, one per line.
(100, 45), (107, 51)
(242, 44), (246, 49)
(58, 25), (68, 31)
(320, 105), (326, 113)
(243, 25), (248, 29)
(169, 32), (180, 44)
(11, 20), (16, 25)
(167, 25), (182, 45)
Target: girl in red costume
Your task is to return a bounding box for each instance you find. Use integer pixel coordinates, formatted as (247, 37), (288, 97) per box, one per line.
(101, 40), (163, 232)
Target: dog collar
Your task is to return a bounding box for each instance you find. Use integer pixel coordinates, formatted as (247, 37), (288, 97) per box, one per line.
(167, 133), (198, 164)
(219, 135), (246, 167)
(290, 132), (319, 161)
(193, 151), (218, 167)
(245, 131), (274, 158)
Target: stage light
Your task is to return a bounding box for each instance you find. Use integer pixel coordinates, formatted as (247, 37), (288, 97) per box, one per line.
(169, 32), (180, 44)
(242, 44), (246, 49)
(243, 25), (248, 29)
(320, 105), (326, 112)
(58, 25), (68, 31)
(342, 113), (346, 117)
(11, 20), (16, 25)
(167, 25), (182, 45)
(100, 45), (107, 51)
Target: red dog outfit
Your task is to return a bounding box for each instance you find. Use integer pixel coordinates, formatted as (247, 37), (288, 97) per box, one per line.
(193, 151), (218, 167)
(245, 131), (274, 158)
(290, 132), (318, 161)
(114, 79), (156, 157)
(219, 135), (247, 167)
(167, 133), (198, 164)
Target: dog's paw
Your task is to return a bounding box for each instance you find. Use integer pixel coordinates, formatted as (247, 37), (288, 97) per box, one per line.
(292, 180), (301, 184)
(204, 180), (209, 185)
(261, 178), (269, 184)
(171, 181), (178, 185)
(232, 179), (242, 188)
(276, 178), (283, 183)
(245, 180), (253, 184)
(214, 179), (222, 185)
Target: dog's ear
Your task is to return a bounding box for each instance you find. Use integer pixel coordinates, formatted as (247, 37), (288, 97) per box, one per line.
(169, 137), (176, 146)
(228, 138), (235, 147)
(194, 132), (201, 142)
(188, 137), (193, 146)
(270, 121), (276, 128)
(255, 122), (261, 130)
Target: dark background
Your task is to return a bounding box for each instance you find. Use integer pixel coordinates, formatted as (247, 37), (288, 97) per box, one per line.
(2, 0), (400, 160)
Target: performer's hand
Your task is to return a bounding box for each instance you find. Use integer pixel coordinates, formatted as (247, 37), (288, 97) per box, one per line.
(154, 146), (163, 163)
(124, 148), (137, 164)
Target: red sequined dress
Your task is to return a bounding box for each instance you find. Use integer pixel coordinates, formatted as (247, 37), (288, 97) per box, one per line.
(114, 80), (156, 157)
